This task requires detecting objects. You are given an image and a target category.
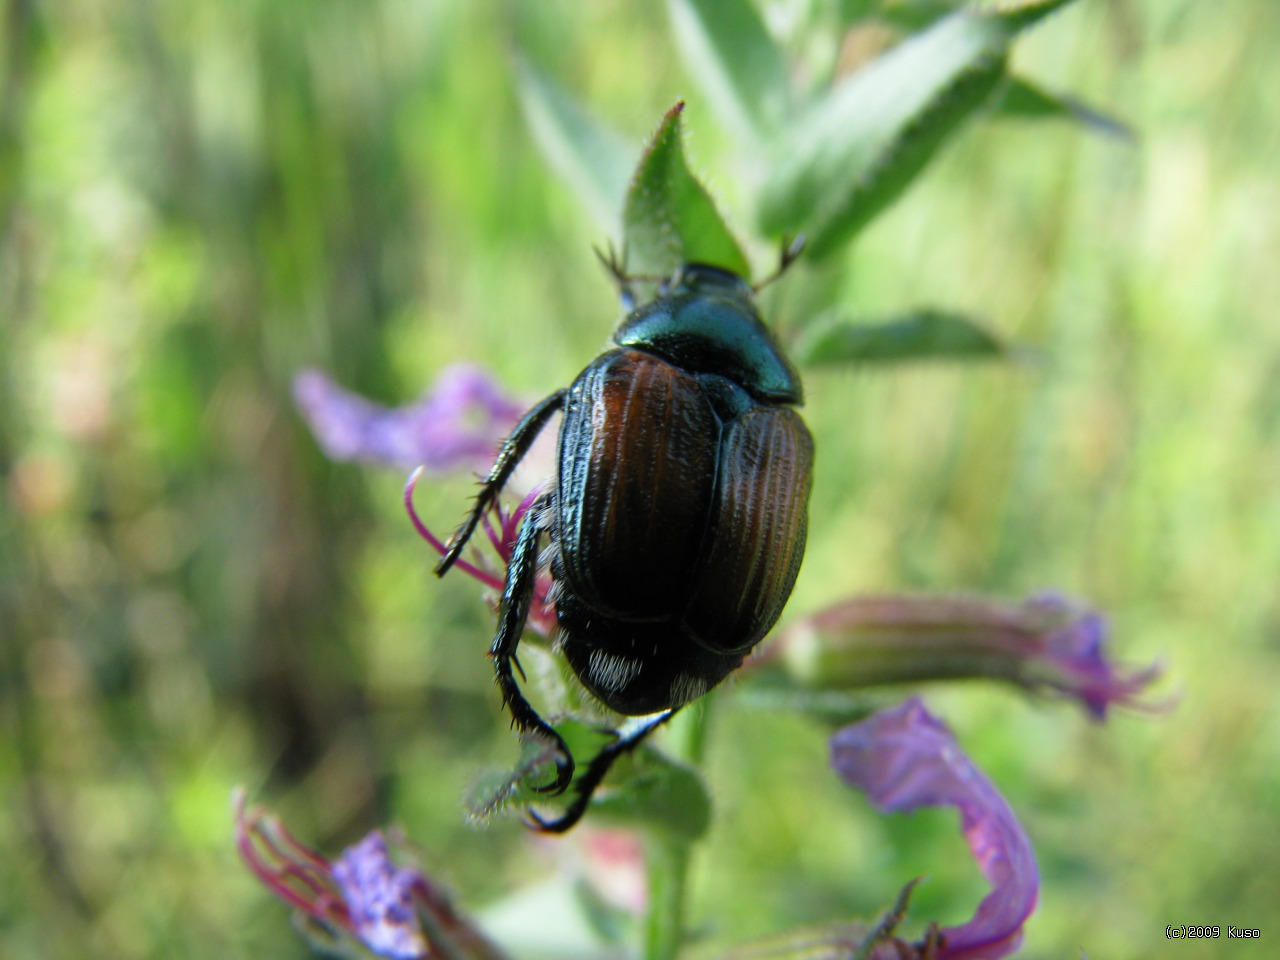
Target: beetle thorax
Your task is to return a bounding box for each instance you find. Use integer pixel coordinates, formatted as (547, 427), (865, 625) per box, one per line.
(612, 274), (803, 405)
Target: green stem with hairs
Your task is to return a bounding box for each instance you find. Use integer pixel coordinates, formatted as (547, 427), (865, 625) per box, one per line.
(642, 702), (710, 960)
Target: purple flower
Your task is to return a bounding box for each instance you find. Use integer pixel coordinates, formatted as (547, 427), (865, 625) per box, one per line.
(831, 698), (1038, 960)
(293, 365), (525, 471)
(234, 790), (510, 960)
(331, 833), (434, 959)
(1024, 593), (1163, 719)
(779, 593), (1162, 720)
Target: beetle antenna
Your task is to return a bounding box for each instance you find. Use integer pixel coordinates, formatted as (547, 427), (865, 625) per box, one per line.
(593, 240), (626, 282)
(594, 241), (637, 312)
(753, 233), (807, 293)
(594, 242), (669, 312)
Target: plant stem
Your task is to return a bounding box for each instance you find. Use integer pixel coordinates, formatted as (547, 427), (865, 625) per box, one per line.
(643, 831), (691, 960)
(641, 703), (710, 960)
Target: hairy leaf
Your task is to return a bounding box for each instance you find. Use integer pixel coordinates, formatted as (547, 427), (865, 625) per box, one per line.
(623, 102), (751, 278)
(994, 75), (1133, 138)
(759, 0), (1081, 259)
(513, 56), (635, 232)
(667, 0), (788, 145)
(796, 310), (1007, 366)
(590, 747), (712, 841)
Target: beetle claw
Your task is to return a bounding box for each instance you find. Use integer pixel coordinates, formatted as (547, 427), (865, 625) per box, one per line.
(524, 804), (579, 834)
(436, 522), (478, 576)
(435, 546), (460, 576)
(530, 746), (574, 796)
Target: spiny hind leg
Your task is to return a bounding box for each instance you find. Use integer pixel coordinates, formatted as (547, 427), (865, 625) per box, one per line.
(489, 491), (573, 795)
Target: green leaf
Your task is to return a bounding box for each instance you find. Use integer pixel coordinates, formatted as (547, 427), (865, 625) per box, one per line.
(994, 0), (1079, 33)
(758, 0), (1081, 259)
(513, 55), (635, 232)
(667, 0), (789, 145)
(795, 310), (1007, 366)
(623, 102), (751, 278)
(873, 0), (963, 32)
(590, 746), (712, 841)
(994, 75), (1133, 139)
(570, 876), (632, 947)
(836, 0), (883, 28)
(466, 718), (711, 839)
(465, 730), (575, 823)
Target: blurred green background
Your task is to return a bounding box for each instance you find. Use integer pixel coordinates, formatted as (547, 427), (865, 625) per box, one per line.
(2, 1), (1277, 958)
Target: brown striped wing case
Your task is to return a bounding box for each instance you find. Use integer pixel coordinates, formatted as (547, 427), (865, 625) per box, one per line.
(553, 348), (813, 714)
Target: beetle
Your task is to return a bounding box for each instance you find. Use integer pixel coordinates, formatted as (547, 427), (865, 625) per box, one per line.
(437, 252), (813, 832)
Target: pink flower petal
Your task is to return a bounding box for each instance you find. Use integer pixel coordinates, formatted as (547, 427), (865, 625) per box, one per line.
(831, 698), (1038, 960)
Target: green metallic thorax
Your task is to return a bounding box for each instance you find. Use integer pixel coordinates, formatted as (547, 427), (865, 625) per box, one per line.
(612, 264), (804, 405)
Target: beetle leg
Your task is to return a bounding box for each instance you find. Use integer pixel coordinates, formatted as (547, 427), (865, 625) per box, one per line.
(489, 491), (575, 795)
(436, 389), (566, 577)
(527, 709), (677, 834)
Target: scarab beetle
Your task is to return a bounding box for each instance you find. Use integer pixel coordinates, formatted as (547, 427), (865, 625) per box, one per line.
(437, 253), (813, 832)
